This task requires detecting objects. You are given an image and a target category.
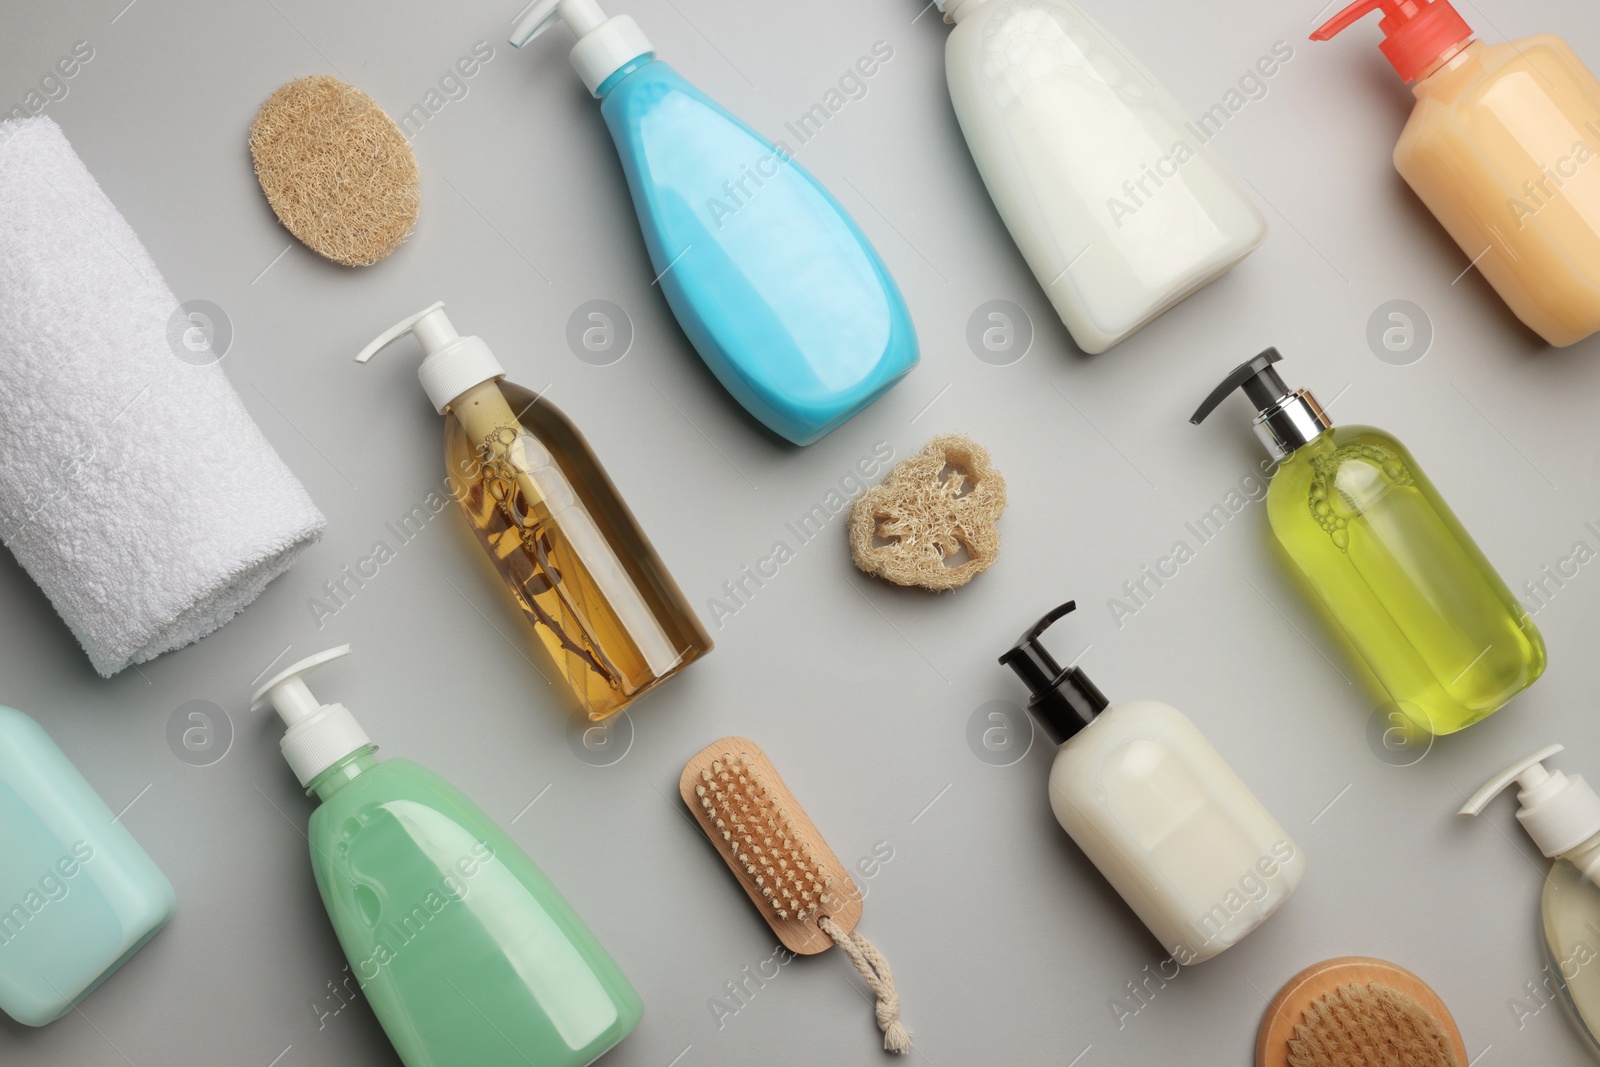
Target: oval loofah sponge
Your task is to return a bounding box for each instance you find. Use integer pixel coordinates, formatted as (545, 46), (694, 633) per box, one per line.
(248, 75), (419, 267)
(848, 434), (1006, 591)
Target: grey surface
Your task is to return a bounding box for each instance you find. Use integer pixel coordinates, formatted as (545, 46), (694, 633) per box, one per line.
(2, 0), (1598, 1063)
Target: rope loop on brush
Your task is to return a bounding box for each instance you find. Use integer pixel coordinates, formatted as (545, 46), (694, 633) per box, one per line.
(818, 915), (911, 1054)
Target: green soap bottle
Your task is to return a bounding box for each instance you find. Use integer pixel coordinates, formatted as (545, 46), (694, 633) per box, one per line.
(1192, 348), (1544, 735)
(251, 646), (641, 1067)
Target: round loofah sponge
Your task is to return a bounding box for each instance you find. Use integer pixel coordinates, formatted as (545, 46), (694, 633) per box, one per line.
(248, 75), (419, 267)
(849, 434), (1006, 591)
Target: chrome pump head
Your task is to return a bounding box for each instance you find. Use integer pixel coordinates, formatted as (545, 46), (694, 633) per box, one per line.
(1190, 347), (1332, 460)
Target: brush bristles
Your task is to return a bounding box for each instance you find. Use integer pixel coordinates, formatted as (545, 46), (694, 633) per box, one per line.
(697, 752), (833, 923)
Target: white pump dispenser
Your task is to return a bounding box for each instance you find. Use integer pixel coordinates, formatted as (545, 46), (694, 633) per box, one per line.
(355, 302), (506, 413)
(1461, 745), (1600, 882)
(1461, 745), (1600, 1055)
(509, 0), (653, 95)
(251, 646), (372, 787)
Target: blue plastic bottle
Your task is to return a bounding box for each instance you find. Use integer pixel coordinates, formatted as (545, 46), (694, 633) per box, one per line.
(510, 0), (919, 445)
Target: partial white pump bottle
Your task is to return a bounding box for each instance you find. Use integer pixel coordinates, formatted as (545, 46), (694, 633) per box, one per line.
(937, 0), (1267, 353)
(999, 602), (1304, 964)
(1461, 745), (1600, 1056)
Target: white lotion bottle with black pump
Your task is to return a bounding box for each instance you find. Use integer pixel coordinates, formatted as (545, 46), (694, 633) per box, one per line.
(999, 602), (1304, 963)
(937, 0), (1268, 353)
(1461, 745), (1600, 1056)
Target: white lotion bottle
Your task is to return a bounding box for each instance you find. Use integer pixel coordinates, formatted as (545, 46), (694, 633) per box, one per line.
(939, 0), (1267, 353)
(1000, 602), (1304, 963)
(1460, 745), (1600, 1056)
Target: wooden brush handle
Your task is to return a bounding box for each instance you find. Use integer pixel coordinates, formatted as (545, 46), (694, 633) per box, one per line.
(680, 736), (863, 955)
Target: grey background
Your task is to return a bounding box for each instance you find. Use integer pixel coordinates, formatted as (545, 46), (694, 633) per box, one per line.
(2, 0), (1598, 1063)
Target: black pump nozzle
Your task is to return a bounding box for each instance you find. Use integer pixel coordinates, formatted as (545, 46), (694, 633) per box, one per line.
(998, 601), (1108, 743)
(1190, 347), (1289, 425)
(1189, 347), (1331, 459)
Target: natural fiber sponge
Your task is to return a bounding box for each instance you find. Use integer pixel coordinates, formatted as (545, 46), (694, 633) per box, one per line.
(248, 76), (419, 267)
(849, 434), (1006, 591)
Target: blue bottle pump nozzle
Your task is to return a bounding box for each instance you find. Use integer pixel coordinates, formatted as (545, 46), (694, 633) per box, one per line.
(511, 0), (606, 42)
(510, 0), (654, 95)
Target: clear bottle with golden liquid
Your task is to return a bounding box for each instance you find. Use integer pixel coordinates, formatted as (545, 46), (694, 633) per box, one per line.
(358, 303), (711, 719)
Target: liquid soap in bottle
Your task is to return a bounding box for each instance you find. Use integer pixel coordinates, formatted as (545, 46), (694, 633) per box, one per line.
(1190, 347), (1544, 734)
(253, 646), (643, 1066)
(999, 602), (1304, 964)
(507, 0), (918, 444)
(1312, 0), (1600, 346)
(937, 0), (1268, 353)
(357, 303), (711, 720)
(1461, 745), (1600, 1057)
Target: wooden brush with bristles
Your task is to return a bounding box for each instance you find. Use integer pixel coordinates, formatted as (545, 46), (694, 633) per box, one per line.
(1256, 958), (1467, 1067)
(681, 737), (910, 1054)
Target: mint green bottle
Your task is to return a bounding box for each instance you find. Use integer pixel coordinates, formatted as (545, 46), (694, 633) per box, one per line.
(252, 646), (641, 1067)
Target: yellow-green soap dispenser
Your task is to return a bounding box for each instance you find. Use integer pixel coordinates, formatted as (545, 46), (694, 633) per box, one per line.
(1191, 347), (1543, 735)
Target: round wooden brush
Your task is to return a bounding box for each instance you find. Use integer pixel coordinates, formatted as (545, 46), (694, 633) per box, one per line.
(681, 738), (911, 1054)
(1257, 958), (1467, 1067)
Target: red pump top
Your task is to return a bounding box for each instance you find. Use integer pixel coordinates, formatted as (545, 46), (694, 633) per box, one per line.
(1311, 0), (1474, 84)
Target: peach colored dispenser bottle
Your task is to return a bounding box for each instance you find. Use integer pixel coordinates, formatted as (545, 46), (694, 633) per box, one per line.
(1313, 0), (1600, 347)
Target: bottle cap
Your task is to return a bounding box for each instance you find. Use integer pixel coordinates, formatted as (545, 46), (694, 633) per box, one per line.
(1190, 347), (1332, 460)
(251, 646), (373, 787)
(355, 302), (506, 413)
(933, 0), (980, 22)
(1311, 0), (1474, 85)
(998, 602), (1109, 743)
(509, 0), (654, 96)
(1460, 745), (1600, 859)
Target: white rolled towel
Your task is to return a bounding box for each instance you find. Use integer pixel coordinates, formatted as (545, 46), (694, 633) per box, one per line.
(0, 117), (325, 676)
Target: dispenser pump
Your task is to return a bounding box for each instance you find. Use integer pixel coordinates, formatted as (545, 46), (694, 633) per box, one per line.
(1460, 745), (1600, 862)
(355, 302), (506, 414)
(1311, 0), (1474, 84)
(251, 646), (373, 787)
(1190, 347), (1332, 460)
(509, 0), (654, 96)
(998, 602), (1110, 743)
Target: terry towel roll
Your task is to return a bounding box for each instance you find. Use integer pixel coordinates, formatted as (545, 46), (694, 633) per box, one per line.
(0, 117), (324, 676)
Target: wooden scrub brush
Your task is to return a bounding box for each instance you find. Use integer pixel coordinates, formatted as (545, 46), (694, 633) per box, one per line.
(680, 737), (911, 1054)
(1256, 957), (1467, 1067)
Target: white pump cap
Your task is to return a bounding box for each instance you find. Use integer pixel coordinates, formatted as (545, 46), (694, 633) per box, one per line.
(509, 0), (654, 96)
(251, 646), (373, 787)
(355, 302), (506, 414)
(1459, 744), (1600, 858)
